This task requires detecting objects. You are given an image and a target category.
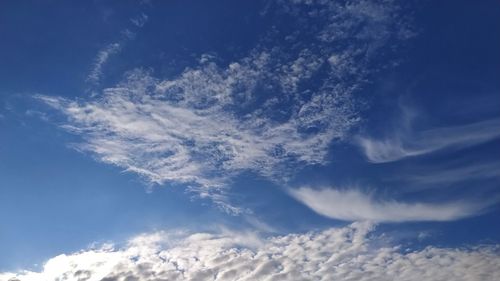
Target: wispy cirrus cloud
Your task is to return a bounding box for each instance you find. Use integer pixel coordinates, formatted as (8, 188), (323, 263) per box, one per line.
(352, 103), (500, 215)
(130, 13), (148, 27)
(290, 186), (491, 222)
(402, 160), (500, 188)
(2, 223), (499, 281)
(39, 0), (412, 212)
(86, 12), (149, 89)
(86, 42), (122, 86)
(37, 54), (356, 213)
(357, 115), (500, 163)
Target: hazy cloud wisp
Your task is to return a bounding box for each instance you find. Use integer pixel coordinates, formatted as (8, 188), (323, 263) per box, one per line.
(358, 117), (500, 163)
(290, 186), (490, 222)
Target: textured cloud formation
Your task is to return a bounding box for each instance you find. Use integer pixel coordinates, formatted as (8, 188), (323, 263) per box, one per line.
(2, 223), (499, 281)
(290, 187), (490, 222)
(358, 117), (500, 163)
(39, 0), (411, 211)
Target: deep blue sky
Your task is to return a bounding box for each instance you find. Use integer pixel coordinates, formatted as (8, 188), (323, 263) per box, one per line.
(1, 0), (499, 274)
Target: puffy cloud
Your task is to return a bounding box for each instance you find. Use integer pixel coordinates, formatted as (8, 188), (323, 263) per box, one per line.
(2, 223), (499, 281)
(39, 0), (411, 211)
(289, 187), (490, 222)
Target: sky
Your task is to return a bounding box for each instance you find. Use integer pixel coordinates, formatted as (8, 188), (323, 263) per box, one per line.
(0, 0), (500, 280)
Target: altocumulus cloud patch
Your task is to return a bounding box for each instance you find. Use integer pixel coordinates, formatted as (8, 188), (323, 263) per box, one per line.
(1, 223), (499, 281)
(38, 0), (412, 212)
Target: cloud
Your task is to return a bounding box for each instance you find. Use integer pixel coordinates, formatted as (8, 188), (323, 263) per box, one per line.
(357, 117), (500, 163)
(38, 0), (412, 211)
(2, 223), (499, 281)
(130, 13), (148, 27)
(354, 106), (500, 208)
(289, 187), (490, 222)
(38, 55), (358, 213)
(87, 12), (150, 88)
(86, 42), (122, 85)
(403, 160), (500, 188)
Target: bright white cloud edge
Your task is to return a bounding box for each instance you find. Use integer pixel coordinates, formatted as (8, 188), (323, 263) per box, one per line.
(290, 187), (490, 222)
(1, 222), (499, 281)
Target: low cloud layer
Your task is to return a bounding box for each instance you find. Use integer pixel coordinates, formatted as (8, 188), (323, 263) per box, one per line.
(2, 223), (499, 281)
(290, 187), (489, 222)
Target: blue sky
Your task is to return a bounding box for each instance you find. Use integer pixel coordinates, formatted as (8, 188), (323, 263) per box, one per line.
(1, 1), (500, 280)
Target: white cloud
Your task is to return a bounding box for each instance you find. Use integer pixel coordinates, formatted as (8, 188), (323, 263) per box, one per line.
(87, 12), (149, 88)
(2, 223), (499, 281)
(357, 117), (500, 163)
(38, 57), (357, 213)
(289, 187), (489, 222)
(86, 43), (122, 86)
(404, 161), (500, 188)
(130, 13), (148, 27)
(40, 0), (412, 211)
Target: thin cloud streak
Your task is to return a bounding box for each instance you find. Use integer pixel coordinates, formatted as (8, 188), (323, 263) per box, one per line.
(86, 42), (122, 85)
(358, 118), (500, 163)
(290, 187), (490, 222)
(86, 12), (149, 89)
(405, 161), (500, 187)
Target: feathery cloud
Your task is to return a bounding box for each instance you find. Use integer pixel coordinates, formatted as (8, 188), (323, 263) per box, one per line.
(86, 42), (122, 85)
(87, 12), (149, 88)
(403, 160), (500, 188)
(289, 187), (490, 222)
(358, 116), (500, 163)
(39, 0), (412, 211)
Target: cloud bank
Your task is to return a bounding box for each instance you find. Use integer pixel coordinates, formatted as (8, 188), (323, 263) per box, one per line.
(290, 187), (489, 222)
(2, 223), (499, 281)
